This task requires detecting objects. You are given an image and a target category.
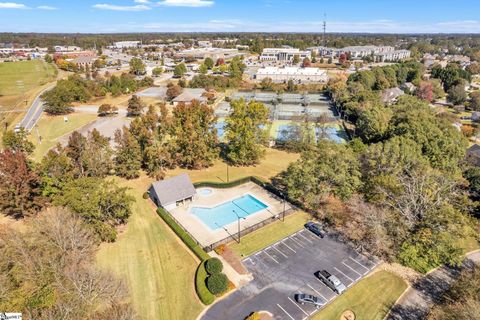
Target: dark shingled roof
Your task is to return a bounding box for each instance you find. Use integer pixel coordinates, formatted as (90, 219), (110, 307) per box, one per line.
(467, 144), (480, 155)
(150, 174), (196, 207)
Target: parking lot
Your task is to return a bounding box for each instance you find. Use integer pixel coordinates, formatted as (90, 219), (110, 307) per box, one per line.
(202, 228), (380, 320)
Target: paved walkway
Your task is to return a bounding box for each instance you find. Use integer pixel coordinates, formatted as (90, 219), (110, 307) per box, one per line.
(387, 251), (480, 320)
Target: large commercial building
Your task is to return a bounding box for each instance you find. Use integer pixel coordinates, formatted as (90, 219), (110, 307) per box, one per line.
(255, 67), (328, 83)
(307, 45), (410, 62)
(260, 48), (311, 62)
(176, 47), (244, 60)
(112, 41), (141, 49)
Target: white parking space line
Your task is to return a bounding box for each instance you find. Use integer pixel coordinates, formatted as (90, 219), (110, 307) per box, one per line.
(272, 245), (289, 258)
(296, 232), (313, 243)
(307, 284), (329, 302)
(288, 235), (305, 247)
(301, 230), (319, 241)
(288, 297), (309, 316)
(334, 267), (355, 284)
(349, 257), (370, 274)
(277, 304), (295, 320)
(262, 250), (279, 264)
(342, 261), (362, 279)
(281, 239), (296, 253)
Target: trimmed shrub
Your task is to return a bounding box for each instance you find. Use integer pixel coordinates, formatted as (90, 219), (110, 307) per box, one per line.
(205, 257), (223, 275)
(142, 192), (149, 199)
(156, 208), (210, 261)
(206, 273), (228, 295)
(195, 261), (215, 305)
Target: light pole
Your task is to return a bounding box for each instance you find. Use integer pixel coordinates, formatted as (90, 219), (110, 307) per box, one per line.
(232, 209), (245, 243)
(226, 163), (230, 183)
(280, 191), (286, 222)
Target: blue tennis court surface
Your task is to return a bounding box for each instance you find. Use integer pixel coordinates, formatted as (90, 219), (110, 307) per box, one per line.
(191, 194), (268, 230)
(276, 124), (347, 144)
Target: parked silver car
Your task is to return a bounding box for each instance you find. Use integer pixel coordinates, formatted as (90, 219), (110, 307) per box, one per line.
(294, 293), (322, 307)
(315, 270), (347, 294)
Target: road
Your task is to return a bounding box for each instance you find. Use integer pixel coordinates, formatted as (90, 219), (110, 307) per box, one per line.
(17, 84), (55, 132)
(387, 251), (480, 320)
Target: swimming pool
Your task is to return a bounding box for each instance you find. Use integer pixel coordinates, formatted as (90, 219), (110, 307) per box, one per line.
(191, 194), (268, 230)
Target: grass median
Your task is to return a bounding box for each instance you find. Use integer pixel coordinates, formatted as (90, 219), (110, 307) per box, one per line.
(312, 270), (407, 320)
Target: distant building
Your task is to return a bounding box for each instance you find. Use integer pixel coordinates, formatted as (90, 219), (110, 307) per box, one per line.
(255, 67), (328, 83)
(54, 45), (82, 52)
(112, 41), (141, 49)
(73, 56), (96, 68)
(176, 47), (244, 60)
(149, 174), (196, 210)
(382, 87), (404, 104)
(197, 41), (212, 48)
(260, 48), (311, 62)
(172, 88), (207, 106)
(307, 45), (410, 62)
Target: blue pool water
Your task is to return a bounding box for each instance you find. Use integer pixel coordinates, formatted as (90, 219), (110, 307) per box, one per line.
(191, 195), (268, 230)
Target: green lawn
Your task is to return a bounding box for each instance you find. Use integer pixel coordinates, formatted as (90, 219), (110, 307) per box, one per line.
(229, 210), (311, 257)
(312, 270), (408, 320)
(30, 113), (98, 161)
(0, 60), (57, 143)
(167, 148), (300, 183)
(96, 176), (204, 320)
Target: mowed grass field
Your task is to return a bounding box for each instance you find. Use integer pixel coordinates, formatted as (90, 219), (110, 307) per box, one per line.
(96, 148), (300, 320)
(96, 176), (204, 320)
(29, 113), (98, 161)
(229, 210), (311, 257)
(0, 60), (57, 140)
(312, 270), (408, 320)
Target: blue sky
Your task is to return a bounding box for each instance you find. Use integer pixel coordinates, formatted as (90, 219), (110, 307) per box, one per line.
(1, 0), (480, 33)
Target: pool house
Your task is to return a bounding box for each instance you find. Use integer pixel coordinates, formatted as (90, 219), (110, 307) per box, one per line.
(149, 174), (196, 210)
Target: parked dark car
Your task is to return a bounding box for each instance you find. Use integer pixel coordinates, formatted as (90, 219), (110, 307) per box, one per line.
(294, 293), (322, 307)
(304, 222), (325, 238)
(315, 270), (347, 294)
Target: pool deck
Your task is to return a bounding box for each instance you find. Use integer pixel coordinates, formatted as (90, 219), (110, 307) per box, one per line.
(169, 182), (292, 248)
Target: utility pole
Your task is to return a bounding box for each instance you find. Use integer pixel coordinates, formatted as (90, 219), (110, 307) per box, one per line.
(322, 13), (327, 48)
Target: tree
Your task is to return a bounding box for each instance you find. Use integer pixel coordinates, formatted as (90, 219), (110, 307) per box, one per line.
(174, 63), (187, 78)
(356, 104), (393, 143)
(171, 101), (219, 169)
(225, 99), (269, 166)
(416, 81), (434, 103)
(129, 57), (145, 75)
(229, 56), (246, 80)
(152, 67), (163, 77)
(447, 82), (467, 105)
(286, 79), (297, 92)
(281, 141), (362, 207)
(97, 103), (118, 116)
(199, 63), (208, 75)
(302, 57), (312, 68)
(260, 77), (274, 91)
(44, 54), (53, 63)
(0, 207), (135, 318)
(54, 178), (134, 242)
(204, 57), (214, 69)
(470, 91), (480, 111)
(39, 144), (74, 197)
(292, 54), (300, 64)
(166, 83), (182, 100)
(2, 129), (35, 154)
(114, 127), (142, 179)
(339, 53), (348, 65)
(216, 58), (225, 66)
(0, 149), (44, 218)
(127, 95), (144, 117)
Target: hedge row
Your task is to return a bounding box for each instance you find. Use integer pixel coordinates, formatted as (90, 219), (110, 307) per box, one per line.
(193, 176), (254, 189)
(195, 261), (215, 305)
(156, 208), (210, 261)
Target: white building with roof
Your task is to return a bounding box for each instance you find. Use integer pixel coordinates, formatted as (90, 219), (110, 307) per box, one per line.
(255, 67), (328, 83)
(260, 48), (311, 62)
(112, 41), (141, 49)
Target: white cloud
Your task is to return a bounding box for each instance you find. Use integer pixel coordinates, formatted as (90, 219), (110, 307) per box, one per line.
(134, 0), (151, 3)
(37, 5), (57, 10)
(0, 2), (27, 9)
(93, 3), (151, 11)
(157, 0), (214, 7)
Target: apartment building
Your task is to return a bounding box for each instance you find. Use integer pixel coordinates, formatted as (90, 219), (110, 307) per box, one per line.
(260, 48), (311, 62)
(255, 67), (328, 83)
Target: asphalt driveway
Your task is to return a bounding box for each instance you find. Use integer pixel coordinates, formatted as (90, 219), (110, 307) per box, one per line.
(202, 228), (380, 320)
